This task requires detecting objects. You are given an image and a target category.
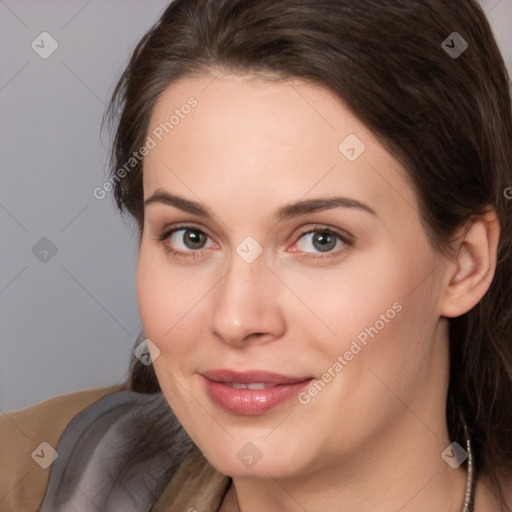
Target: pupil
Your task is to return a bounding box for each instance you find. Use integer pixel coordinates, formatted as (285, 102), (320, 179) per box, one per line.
(313, 231), (336, 252)
(184, 230), (206, 249)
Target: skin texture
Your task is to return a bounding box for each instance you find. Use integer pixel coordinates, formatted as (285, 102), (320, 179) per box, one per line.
(136, 72), (501, 511)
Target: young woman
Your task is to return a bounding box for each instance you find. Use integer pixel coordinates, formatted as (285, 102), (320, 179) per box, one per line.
(2, 1), (511, 511)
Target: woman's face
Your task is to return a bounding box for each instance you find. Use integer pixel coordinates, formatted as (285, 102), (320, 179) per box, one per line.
(137, 72), (451, 479)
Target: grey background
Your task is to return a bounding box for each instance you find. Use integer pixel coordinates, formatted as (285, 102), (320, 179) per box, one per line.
(1, 0), (511, 413)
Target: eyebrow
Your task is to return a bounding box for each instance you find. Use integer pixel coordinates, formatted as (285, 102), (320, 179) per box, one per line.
(144, 189), (378, 221)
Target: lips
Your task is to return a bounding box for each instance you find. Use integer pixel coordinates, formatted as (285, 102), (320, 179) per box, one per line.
(200, 369), (314, 415)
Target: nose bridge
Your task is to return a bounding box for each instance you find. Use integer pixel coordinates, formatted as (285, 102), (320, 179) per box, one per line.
(209, 251), (284, 345)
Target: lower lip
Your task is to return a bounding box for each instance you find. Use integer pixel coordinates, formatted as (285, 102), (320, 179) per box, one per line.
(201, 376), (314, 415)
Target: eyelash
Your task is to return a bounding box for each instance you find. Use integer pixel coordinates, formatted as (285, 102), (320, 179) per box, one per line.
(155, 223), (354, 260)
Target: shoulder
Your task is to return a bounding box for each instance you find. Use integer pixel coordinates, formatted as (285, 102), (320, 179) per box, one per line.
(0, 385), (124, 511)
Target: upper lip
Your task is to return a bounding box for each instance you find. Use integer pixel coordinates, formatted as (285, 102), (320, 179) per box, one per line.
(201, 369), (313, 385)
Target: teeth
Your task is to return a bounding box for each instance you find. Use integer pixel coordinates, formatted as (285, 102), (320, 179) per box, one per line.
(246, 383), (267, 390)
(228, 382), (272, 390)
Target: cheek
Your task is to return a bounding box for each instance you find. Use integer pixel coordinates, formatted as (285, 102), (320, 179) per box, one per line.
(282, 251), (420, 344)
(294, 239), (440, 376)
(136, 250), (202, 407)
(334, 254), (441, 402)
(136, 251), (167, 340)
(136, 246), (206, 343)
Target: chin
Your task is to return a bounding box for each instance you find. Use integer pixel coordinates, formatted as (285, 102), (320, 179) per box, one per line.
(198, 437), (313, 480)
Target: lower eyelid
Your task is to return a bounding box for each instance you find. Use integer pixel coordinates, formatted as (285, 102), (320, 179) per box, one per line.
(168, 248), (204, 258)
(297, 244), (349, 258)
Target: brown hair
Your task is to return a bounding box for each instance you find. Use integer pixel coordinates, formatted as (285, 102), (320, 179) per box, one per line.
(104, 0), (512, 506)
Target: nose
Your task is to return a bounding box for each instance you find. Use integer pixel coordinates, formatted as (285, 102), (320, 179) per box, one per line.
(208, 255), (286, 348)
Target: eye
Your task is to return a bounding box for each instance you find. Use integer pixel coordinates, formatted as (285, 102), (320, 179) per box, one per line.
(158, 226), (217, 254)
(171, 228), (209, 250)
(289, 227), (352, 255)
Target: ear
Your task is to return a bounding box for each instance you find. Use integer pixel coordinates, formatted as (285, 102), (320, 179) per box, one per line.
(440, 208), (500, 318)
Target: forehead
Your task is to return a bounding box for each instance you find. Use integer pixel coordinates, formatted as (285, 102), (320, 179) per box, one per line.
(142, 72), (418, 221)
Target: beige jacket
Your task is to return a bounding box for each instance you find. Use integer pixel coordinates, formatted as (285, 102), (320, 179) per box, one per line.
(0, 386), (231, 511)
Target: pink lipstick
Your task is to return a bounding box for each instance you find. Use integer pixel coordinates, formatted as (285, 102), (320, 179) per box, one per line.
(200, 369), (314, 415)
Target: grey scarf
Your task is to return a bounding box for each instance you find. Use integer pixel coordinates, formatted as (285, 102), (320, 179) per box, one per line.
(38, 390), (194, 511)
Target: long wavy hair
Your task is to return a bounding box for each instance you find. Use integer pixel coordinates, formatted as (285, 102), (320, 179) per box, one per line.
(103, 0), (512, 506)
